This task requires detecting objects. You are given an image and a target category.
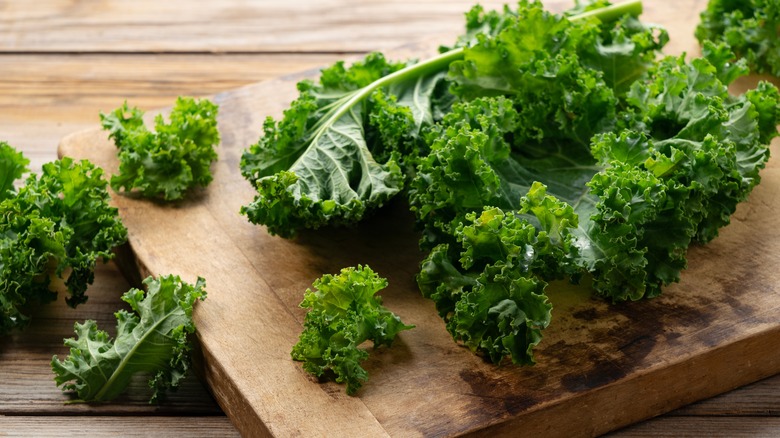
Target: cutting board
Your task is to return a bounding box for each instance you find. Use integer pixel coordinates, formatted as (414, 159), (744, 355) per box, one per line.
(58, 1), (780, 436)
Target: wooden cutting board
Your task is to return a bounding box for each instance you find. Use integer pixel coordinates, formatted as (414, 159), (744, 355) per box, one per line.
(58, 1), (780, 436)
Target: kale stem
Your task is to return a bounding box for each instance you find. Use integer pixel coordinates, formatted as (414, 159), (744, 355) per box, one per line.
(569, 0), (642, 23)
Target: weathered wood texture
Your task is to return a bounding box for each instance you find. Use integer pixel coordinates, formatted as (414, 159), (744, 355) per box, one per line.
(0, 416), (240, 437)
(57, 0), (780, 435)
(0, 53), (340, 176)
(0, 0), (516, 53)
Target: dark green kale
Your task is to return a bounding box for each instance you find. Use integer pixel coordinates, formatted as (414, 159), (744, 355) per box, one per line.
(52, 274), (207, 403)
(695, 0), (780, 76)
(1, 145), (127, 333)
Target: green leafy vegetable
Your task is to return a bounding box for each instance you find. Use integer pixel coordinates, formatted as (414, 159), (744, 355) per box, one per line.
(0, 141), (29, 201)
(100, 97), (220, 201)
(411, 38), (779, 362)
(51, 274), (207, 403)
(418, 195), (574, 365)
(291, 265), (413, 395)
(1, 147), (127, 334)
(246, 0), (780, 368)
(239, 1), (645, 238)
(695, 0), (780, 76)
(240, 53), (436, 237)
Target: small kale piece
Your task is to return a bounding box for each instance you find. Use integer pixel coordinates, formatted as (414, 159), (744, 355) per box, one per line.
(100, 97), (220, 201)
(291, 265), (413, 395)
(1, 150), (127, 333)
(52, 275), (207, 403)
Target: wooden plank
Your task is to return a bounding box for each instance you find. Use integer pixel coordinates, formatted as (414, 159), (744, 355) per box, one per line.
(0, 0), (514, 53)
(671, 374), (780, 417)
(0, 54), (340, 122)
(607, 417), (780, 438)
(57, 2), (780, 434)
(0, 416), (239, 437)
(0, 53), (340, 174)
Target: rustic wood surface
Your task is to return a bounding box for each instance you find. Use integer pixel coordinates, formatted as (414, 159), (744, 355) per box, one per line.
(3, 0), (780, 436)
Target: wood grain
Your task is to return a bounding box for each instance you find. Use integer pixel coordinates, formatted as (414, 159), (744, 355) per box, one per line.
(0, 53), (339, 175)
(0, 417), (239, 437)
(0, 0), (514, 53)
(607, 417), (780, 438)
(0, 54), (340, 122)
(57, 2), (780, 434)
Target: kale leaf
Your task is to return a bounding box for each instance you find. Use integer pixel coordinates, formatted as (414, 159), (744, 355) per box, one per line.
(695, 0), (780, 76)
(240, 53), (448, 237)
(1, 146), (127, 333)
(242, 0), (779, 367)
(52, 274), (207, 403)
(291, 265), (413, 395)
(100, 97), (220, 201)
(0, 141), (29, 201)
(239, 1), (644, 238)
(410, 38), (778, 362)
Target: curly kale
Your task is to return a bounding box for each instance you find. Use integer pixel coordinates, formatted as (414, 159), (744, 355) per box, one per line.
(410, 39), (778, 363)
(0, 141), (29, 201)
(291, 265), (413, 395)
(695, 0), (780, 76)
(0, 145), (127, 333)
(238, 1), (647, 238)
(100, 97), (220, 201)
(242, 1), (779, 367)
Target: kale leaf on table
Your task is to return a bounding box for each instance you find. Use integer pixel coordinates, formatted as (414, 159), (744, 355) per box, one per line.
(52, 274), (207, 403)
(0, 143), (128, 333)
(291, 265), (413, 395)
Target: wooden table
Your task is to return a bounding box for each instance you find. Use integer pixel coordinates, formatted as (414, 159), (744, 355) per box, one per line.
(2, 0), (780, 436)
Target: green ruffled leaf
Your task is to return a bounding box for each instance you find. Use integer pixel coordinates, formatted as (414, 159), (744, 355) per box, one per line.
(291, 265), (413, 395)
(413, 40), (778, 309)
(417, 204), (565, 365)
(100, 97), (220, 201)
(1, 155), (127, 333)
(51, 275), (207, 403)
(240, 52), (453, 238)
(695, 0), (780, 76)
(0, 141), (29, 201)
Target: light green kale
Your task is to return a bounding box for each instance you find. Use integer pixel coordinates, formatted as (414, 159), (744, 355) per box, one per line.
(239, 53), (443, 237)
(100, 97), (220, 201)
(695, 0), (780, 76)
(0, 149), (127, 334)
(291, 265), (413, 395)
(51, 274), (207, 403)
